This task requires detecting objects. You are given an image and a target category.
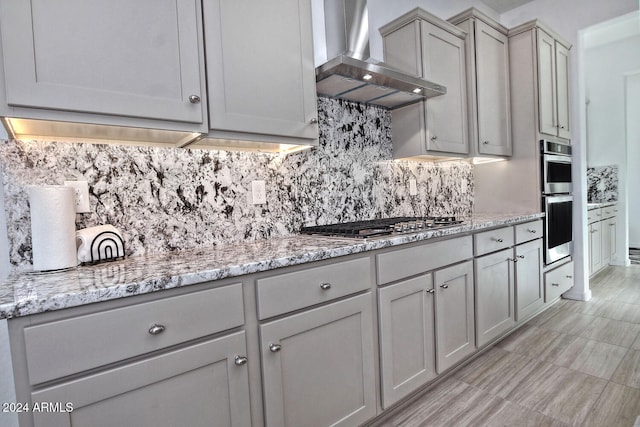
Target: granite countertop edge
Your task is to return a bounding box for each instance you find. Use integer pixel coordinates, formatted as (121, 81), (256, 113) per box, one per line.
(0, 213), (544, 319)
(587, 201), (618, 209)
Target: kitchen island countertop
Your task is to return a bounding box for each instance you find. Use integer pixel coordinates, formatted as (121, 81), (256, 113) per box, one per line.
(0, 212), (544, 319)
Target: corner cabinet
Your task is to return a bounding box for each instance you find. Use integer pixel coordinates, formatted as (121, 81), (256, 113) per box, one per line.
(449, 9), (512, 157)
(0, 0), (208, 132)
(381, 8), (469, 158)
(201, 0), (319, 145)
(588, 205), (618, 277)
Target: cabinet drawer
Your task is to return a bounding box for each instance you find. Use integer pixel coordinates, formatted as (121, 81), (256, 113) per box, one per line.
(376, 236), (473, 285)
(544, 261), (574, 302)
(256, 257), (371, 320)
(602, 206), (616, 219)
(24, 283), (244, 385)
(587, 208), (602, 224)
(474, 226), (514, 256)
(515, 220), (543, 244)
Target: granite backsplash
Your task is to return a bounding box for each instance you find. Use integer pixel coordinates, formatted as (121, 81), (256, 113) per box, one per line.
(587, 165), (618, 203)
(0, 97), (474, 268)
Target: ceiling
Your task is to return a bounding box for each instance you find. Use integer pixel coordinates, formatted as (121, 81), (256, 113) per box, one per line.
(480, 0), (536, 13)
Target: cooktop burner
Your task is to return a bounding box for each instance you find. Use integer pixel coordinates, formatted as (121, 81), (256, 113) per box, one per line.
(300, 216), (463, 238)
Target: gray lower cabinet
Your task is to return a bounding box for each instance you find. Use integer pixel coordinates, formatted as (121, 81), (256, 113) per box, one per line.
(259, 293), (376, 427)
(515, 239), (544, 322)
(378, 274), (436, 408)
(30, 331), (251, 427)
(434, 260), (476, 372)
(474, 249), (515, 348)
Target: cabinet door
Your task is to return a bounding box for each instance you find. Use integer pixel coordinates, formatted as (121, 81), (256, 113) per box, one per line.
(203, 0), (318, 141)
(515, 239), (544, 322)
(475, 249), (515, 348)
(434, 261), (475, 373)
(608, 217), (618, 261)
(555, 41), (571, 139)
(537, 29), (558, 137)
(475, 20), (512, 156)
(0, 0), (205, 125)
(589, 222), (603, 275)
(30, 332), (251, 427)
(379, 275), (436, 409)
(421, 21), (469, 154)
(260, 294), (376, 427)
(602, 217), (617, 266)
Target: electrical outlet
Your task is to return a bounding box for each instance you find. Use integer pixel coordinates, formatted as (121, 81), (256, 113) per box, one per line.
(251, 180), (266, 205)
(64, 180), (90, 213)
(409, 178), (418, 196)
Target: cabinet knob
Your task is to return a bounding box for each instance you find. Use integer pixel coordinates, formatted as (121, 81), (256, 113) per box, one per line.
(483, 140), (490, 145)
(440, 284), (449, 289)
(430, 135), (438, 141)
(426, 288), (435, 294)
(517, 255), (525, 259)
(320, 283), (332, 290)
(528, 229), (537, 234)
(492, 238), (504, 243)
(551, 283), (560, 287)
(148, 324), (166, 335)
(560, 125), (566, 129)
(508, 257), (518, 263)
(188, 95), (201, 104)
(566, 275), (573, 279)
(310, 118), (318, 124)
(234, 356), (248, 366)
(269, 343), (282, 353)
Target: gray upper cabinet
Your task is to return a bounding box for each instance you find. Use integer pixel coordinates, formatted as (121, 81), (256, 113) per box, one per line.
(535, 26), (571, 140)
(202, 0), (318, 145)
(381, 9), (469, 158)
(537, 29), (557, 137)
(0, 0), (207, 131)
(449, 9), (512, 157)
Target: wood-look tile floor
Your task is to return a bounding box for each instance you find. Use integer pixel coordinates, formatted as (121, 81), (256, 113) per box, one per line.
(380, 265), (640, 427)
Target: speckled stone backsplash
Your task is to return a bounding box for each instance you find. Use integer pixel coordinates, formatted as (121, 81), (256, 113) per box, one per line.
(0, 97), (473, 267)
(587, 165), (618, 202)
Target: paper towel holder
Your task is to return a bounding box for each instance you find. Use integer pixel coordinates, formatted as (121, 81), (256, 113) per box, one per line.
(87, 230), (125, 264)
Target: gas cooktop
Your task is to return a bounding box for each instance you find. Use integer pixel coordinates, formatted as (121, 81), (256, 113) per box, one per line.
(300, 216), (464, 239)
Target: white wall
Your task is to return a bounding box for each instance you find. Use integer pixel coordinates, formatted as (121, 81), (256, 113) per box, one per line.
(628, 72), (640, 248)
(585, 33), (640, 264)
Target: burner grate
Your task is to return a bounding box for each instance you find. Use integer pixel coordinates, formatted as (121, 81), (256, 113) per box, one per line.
(300, 216), (463, 238)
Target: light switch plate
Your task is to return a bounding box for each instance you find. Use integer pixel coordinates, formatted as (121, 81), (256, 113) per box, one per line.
(251, 180), (266, 205)
(64, 180), (90, 213)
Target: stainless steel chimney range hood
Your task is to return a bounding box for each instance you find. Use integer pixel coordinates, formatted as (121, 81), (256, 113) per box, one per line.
(316, 0), (446, 109)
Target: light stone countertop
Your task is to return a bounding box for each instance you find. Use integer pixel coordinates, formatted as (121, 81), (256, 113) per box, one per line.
(587, 201), (617, 209)
(0, 212), (544, 319)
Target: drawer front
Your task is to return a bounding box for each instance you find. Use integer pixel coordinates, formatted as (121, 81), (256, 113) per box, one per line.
(376, 236), (473, 285)
(588, 208), (602, 224)
(602, 206), (616, 219)
(24, 283), (245, 385)
(515, 220), (543, 244)
(474, 226), (514, 256)
(544, 261), (574, 302)
(256, 257), (371, 320)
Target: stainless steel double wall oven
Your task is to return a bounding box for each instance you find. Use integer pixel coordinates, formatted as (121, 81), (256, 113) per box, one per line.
(541, 140), (573, 264)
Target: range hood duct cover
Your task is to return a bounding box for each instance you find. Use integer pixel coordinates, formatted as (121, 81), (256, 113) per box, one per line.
(317, 0), (446, 109)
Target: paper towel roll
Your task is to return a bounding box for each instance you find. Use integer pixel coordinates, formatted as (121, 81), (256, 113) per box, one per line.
(29, 185), (78, 271)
